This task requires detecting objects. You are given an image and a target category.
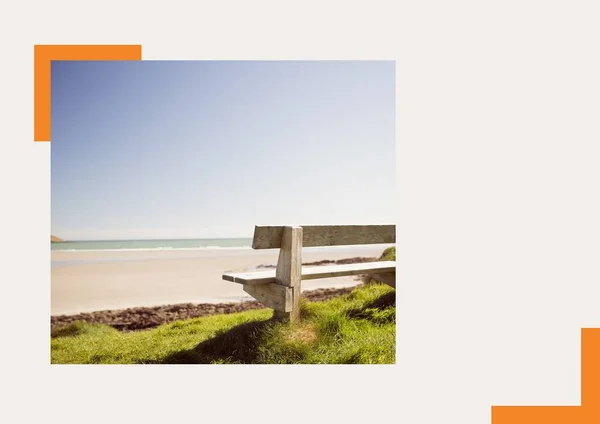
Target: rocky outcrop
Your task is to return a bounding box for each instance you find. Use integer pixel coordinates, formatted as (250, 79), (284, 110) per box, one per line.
(51, 235), (64, 243)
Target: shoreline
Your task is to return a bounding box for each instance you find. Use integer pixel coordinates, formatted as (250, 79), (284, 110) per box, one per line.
(51, 246), (389, 316)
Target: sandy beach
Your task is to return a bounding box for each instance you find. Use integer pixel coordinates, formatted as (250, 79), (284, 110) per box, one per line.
(51, 245), (391, 316)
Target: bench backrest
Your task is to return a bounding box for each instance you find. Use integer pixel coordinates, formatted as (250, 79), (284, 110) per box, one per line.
(252, 225), (395, 249)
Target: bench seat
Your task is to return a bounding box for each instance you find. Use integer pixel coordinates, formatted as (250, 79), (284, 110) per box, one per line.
(223, 260), (396, 286)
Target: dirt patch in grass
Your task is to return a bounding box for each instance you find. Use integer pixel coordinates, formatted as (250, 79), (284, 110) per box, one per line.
(284, 323), (318, 345)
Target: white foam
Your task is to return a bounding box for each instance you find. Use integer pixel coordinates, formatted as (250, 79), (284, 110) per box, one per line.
(51, 246), (253, 253)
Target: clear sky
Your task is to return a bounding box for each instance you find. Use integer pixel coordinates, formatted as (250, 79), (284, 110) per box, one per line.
(51, 61), (395, 240)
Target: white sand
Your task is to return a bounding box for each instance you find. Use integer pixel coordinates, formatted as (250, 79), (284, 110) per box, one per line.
(51, 245), (390, 315)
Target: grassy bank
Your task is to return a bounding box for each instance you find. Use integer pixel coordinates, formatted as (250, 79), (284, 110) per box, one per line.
(51, 248), (396, 364)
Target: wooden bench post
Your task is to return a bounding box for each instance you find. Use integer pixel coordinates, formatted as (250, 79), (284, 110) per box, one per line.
(272, 226), (303, 322)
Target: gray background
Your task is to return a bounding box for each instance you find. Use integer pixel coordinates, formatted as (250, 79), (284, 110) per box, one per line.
(2, 1), (600, 423)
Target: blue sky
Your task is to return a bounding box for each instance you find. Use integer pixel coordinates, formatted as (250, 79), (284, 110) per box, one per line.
(51, 61), (395, 240)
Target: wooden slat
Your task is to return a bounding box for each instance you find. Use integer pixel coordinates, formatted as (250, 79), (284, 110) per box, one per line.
(252, 225), (395, 249)
(223, 271), (275, 285)
(222, 261), (396, 286)
(302, 261), (395, 281)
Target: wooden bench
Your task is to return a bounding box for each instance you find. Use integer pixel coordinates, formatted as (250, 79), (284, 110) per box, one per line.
(222, 225), (396, 323)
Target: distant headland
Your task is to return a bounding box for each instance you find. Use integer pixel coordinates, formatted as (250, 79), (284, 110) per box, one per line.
(51, 235), (65, 243)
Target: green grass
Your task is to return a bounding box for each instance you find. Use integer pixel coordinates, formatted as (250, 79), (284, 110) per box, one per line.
(51, 248), (396, 365)
(380, 246), (395, 261)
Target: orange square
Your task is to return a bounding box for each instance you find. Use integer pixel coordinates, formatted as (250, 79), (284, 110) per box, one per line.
(34, 45), (142, 142)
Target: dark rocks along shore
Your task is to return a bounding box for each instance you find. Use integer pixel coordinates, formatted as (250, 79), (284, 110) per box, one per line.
(51, 286), (358, 334)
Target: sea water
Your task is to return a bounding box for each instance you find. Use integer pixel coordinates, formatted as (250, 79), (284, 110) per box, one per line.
(51, 238), (253, 252)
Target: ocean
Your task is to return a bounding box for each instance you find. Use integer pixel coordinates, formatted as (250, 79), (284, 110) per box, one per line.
(51, 238), (253, 252)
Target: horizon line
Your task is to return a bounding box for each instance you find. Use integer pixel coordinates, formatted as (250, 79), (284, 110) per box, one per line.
(53, 236), (254, 242)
